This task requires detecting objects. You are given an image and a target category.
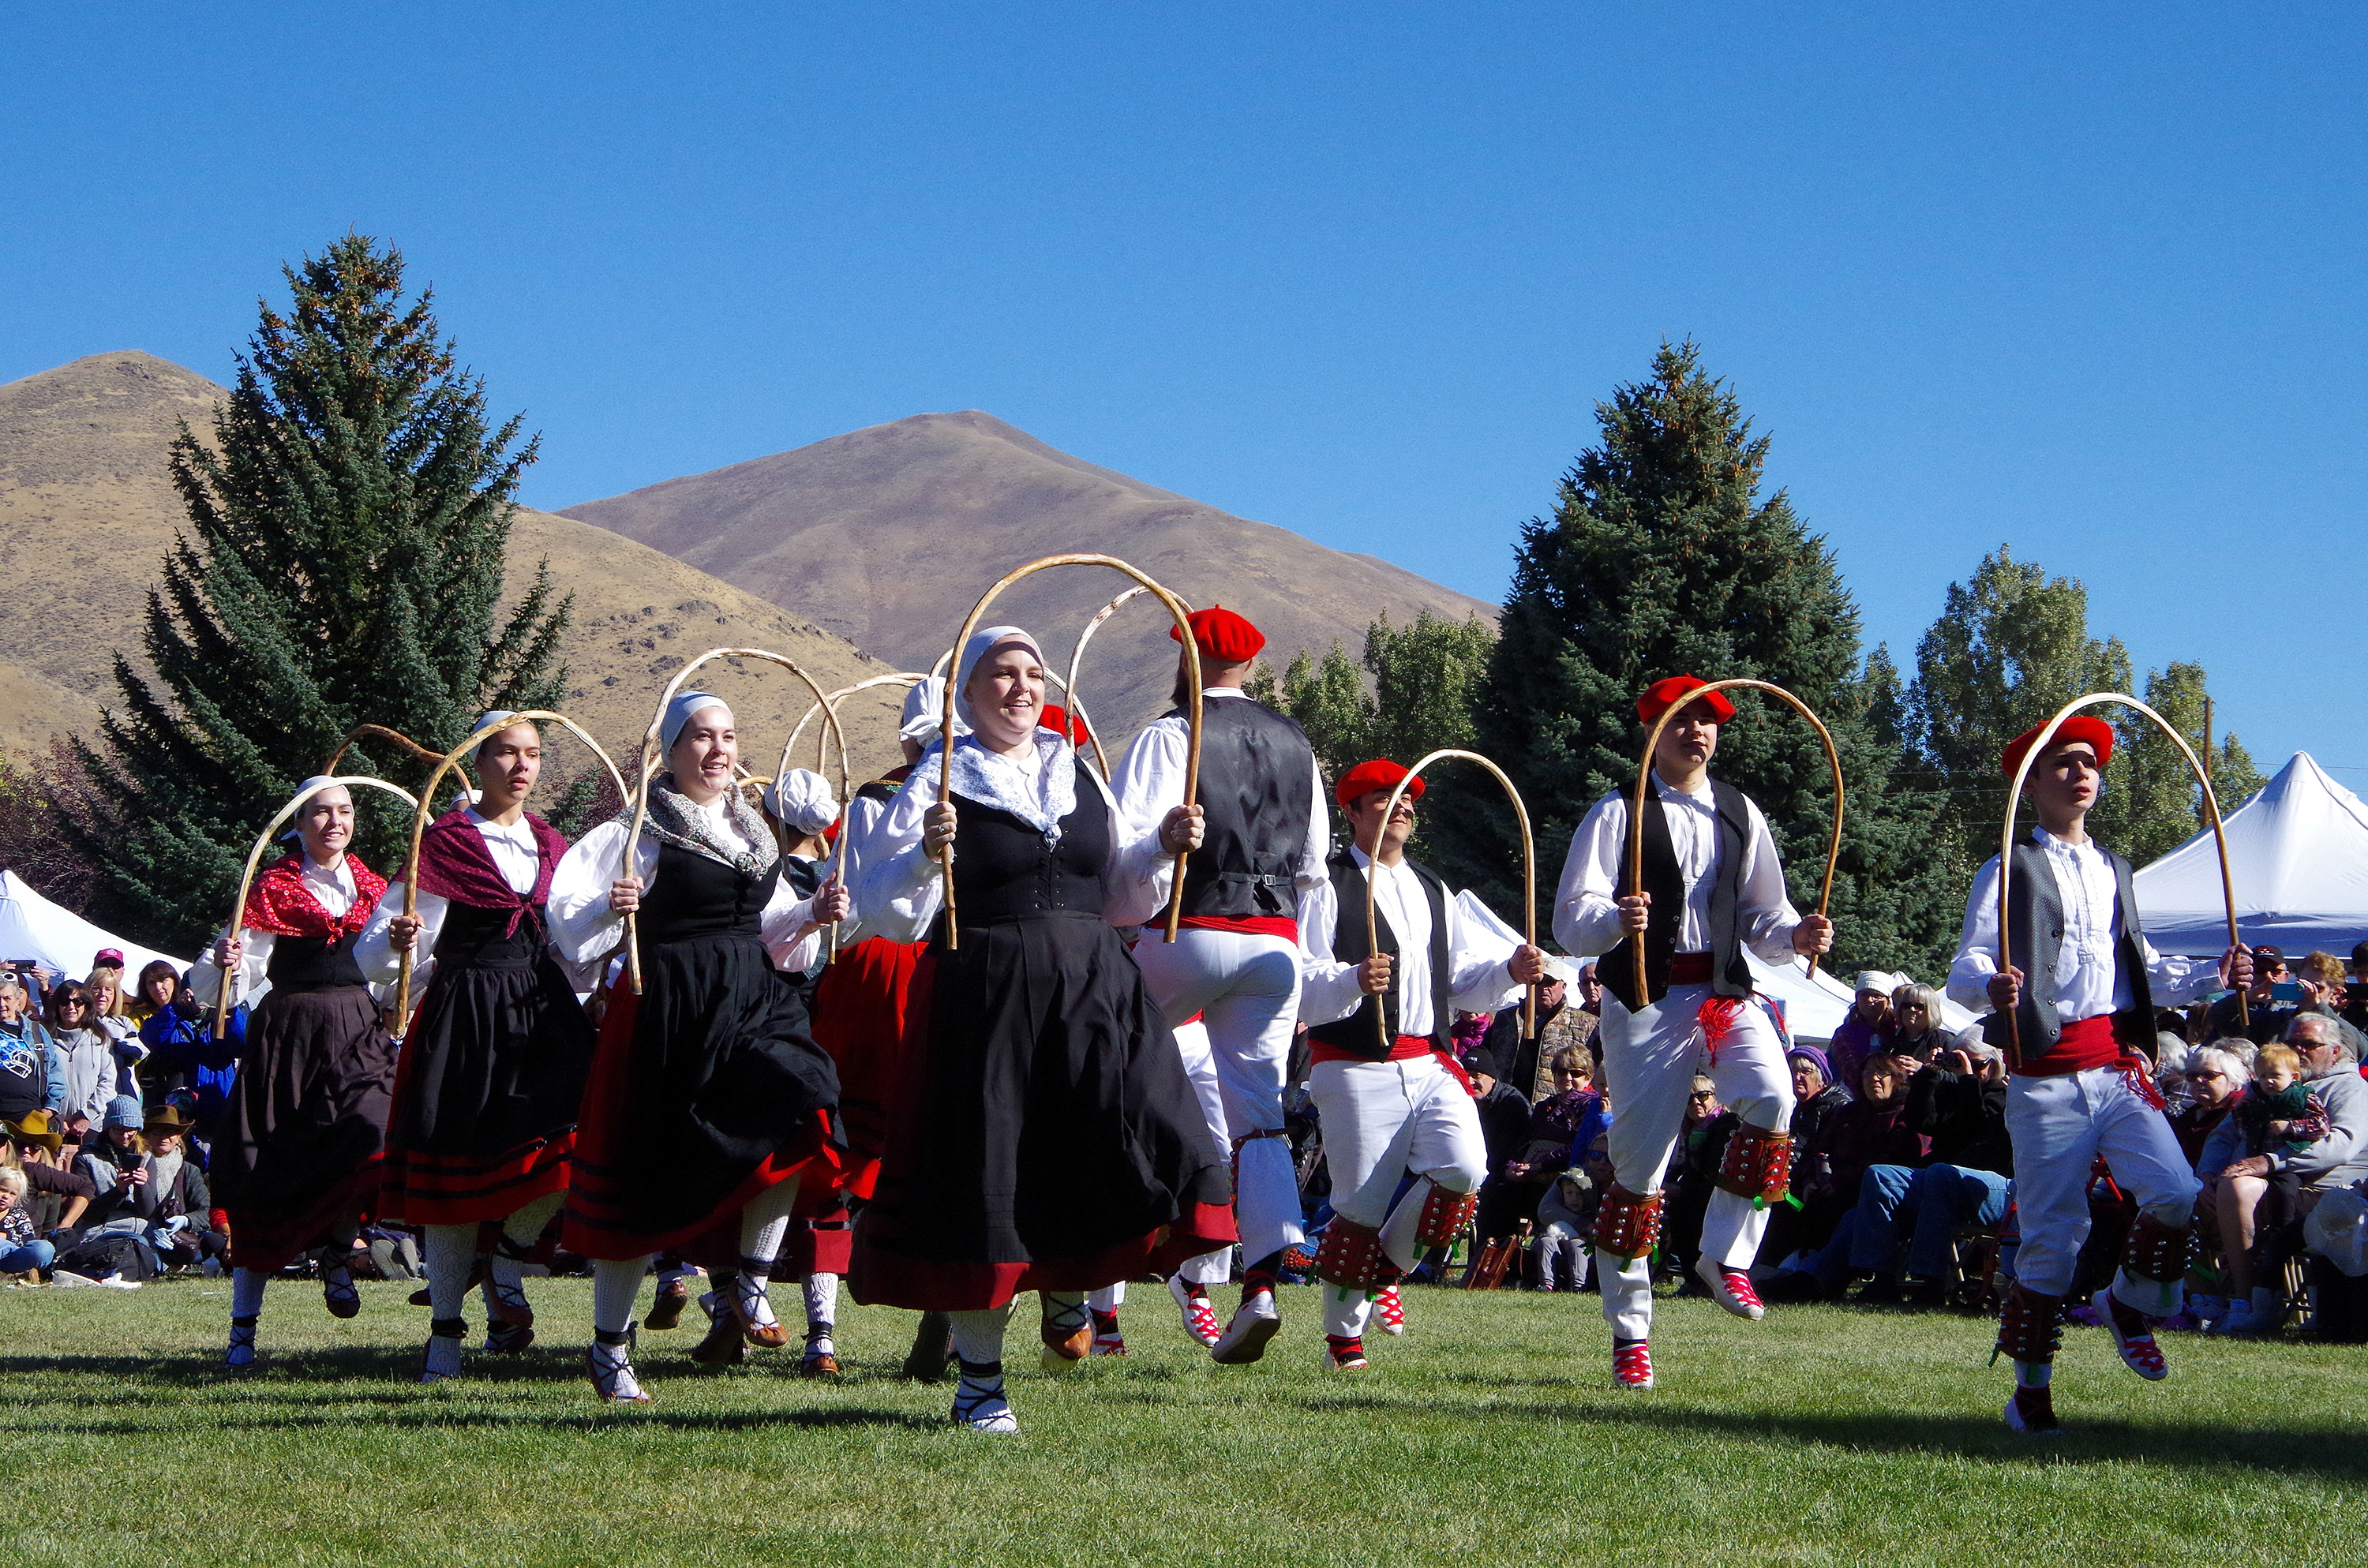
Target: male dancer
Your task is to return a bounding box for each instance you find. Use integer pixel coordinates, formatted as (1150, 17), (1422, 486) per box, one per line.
(1946, 716), (2247, 1433)
(1115, 606), (1328, 1363)
(1298, 759), (1546, 1369)
(1555, 676), (1834, 1390)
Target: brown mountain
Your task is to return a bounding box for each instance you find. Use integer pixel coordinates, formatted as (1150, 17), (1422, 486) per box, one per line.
(0, 352), (907, 781)
(560, 410), (1497, 737)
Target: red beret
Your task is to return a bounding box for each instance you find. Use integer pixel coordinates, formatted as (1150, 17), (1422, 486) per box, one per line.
(1636, 674), (1737, 726)
(1171, 604), (1265, 664)
(2001, 714), (2115, 779)
(1336, 758), (1426, 810)
(1037, 703), (1092, 746)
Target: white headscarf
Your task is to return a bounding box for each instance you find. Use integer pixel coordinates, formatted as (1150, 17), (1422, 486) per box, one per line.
(912, 625), (1076, 844)
(474, 709), (519, 739)
(282, 775), (345, 841)
(953, 627), (1043, 732)
(662, 690), (730, 752)
(899, 675), (966, 744)
(764, 769), (841, 837)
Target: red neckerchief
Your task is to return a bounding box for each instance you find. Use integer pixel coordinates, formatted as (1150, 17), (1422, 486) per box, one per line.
(242, 853), (385, 940)
(414, 806), (565, 939)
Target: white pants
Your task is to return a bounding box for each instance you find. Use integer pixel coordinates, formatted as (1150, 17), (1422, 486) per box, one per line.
(1135, 929), (1306, 1280)
(2006, 1065), (2198, 1317)
(1309, 1053), (1487, 1337)
(1595, 985), (1794, 1341)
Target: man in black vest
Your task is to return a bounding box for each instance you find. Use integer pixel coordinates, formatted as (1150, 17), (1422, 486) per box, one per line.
(1297, 758), (1547, 1370)
(1946, 716), (2247, 1434)
(1115, 606), (1329, 1364)
(1555, 675), (1834, 1391)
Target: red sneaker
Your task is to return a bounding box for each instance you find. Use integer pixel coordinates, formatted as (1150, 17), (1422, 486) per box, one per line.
(2095, 1289), (2169, 1382)
(1611, 1341), (1654, 1390)
(1374, 1285), (1405, 1337)
(1695, 1259), (1766, 1320)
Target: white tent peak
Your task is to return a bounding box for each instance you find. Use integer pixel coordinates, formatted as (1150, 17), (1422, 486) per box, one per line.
(2132, 751), (2368, 956)
(0, 870), (191, 982)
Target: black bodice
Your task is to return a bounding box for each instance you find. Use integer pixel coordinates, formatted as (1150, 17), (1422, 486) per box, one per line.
(638, 842), (782, 945)
(946, 758), (1110, 926)
(432, 900), (549, 969)
(265, 930), (368, 994)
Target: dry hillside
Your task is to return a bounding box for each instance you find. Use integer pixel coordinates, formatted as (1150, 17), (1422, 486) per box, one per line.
(561, 410), (1497, 738)
(0, 352), (909, 783)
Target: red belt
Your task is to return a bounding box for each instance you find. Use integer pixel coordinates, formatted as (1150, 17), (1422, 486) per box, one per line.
(2012, 1010), (2131, 1076)
(1668, 951), (1714, 985)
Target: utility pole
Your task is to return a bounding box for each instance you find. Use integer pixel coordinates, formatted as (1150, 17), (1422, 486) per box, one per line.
(2203, 696), (2214, 785)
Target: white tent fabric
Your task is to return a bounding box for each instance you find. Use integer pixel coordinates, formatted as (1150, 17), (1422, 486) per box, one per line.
(0, 870), (191, 982)
(2132, 752), (2368, 957)
(1452, 889), (1972, 1043)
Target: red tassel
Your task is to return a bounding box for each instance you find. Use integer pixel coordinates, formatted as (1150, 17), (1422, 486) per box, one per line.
(2117, 1052), (2167, 1112)
(1696, 996), (1745, 1062)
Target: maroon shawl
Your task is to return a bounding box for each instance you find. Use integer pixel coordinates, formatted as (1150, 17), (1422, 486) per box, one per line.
(414, 807), (568, 938)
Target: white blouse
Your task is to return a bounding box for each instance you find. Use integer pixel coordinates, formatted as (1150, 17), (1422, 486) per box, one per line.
(354, 809), (575, 989)
(189, 855), (371, 1008)
(854, 742), (1175, 946)
(1296, 848), (1525, 1035)
(546, 795), (824, 975)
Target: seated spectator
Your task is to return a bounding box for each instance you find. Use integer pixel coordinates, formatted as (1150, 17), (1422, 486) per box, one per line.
(1886, 984), (1949, 1064)
(1763, 1055), (1930, 1299)
(0, 971), (65, 1128)
(83, 968), (148, 1100)
(2235, 1044), (2332, 1160)
(1470, 1065), (1539, 1247)
(129, 960), (178, 1027)
(46, 981), (119, 1141)
(2344, 941), (2368, 1035)
(1482, 961), (1597, 1102)
(0, 1167), (51, 1278)
(129, 1106), (223, 1271)
(2171, 1045), (2249, 1169)
(1664, 1076), (1737, 1291)
(1, 1110), (96, 1242)
(137, 974), (245, 1163)
(70, 1097), (223, 1276)
(2207, 945), (2296, 1045)
(1827, 974), (1895, 1097)
(1758, 1045), (1852, 1269)
(1845, 1041), (2011, 1304)
(75, 1095), (152, 1229)
(1528, 1147), (1606, 1293)
(2201, 1013), (2368, 1334)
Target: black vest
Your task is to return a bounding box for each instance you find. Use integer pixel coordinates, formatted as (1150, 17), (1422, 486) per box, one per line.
(433, 900), (548, 970)
(1164, 698), (1315, 921)
(638, 844), (783, 947)
(1600, 779), (1754, 1013)
(940, 757), (1111, 930)
(1306, 847), (1453, 1061)
(1979, 832), (2154, 1059)
(264, 930), (369, 994)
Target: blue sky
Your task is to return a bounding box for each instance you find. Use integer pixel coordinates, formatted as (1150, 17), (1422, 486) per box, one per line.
(5, 3), (2360, 779)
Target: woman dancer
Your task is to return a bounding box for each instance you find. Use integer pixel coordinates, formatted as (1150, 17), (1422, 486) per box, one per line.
(549, 694), (849, 1403)
(849, 626), (1233, 1434)
(195, 780), (402, 1368)
(362, 714), (599, 1383)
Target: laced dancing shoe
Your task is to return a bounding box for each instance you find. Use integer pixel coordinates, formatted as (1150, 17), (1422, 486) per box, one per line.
(1040, 1301), (1093, 1374)
(2094, 1289), (2169, 1381)
(1090, 1322), (1127, 1357)
(481, 1270), (534, 1329)
(320, 1266), (362, 1320)
(902, 1312), (954, 1382)
(800, 1331), (840, 1377)
(1611, 1341), (1654, 1390)
(224, 1323), (257, 1371)
(729, 1273), (791, 1349)
(421, 1331), (465, 1384)
(643, 1275), (691, 1330)
(484, 1319), (535, 1355)
(690, 1293), (746, 1367)
(1324, 1336), (1369, 1371)
(1210, 1288), (1283, 1365)
(1695, 1258), (1766, 1321)
(586, 1332), (651, 1404)
(1373, 1285), (1405, 1337)
(954, 1385), (1019, 1435)
(1167, 1273), (1222, 1348)
(2004, 1384), (2062, 1435)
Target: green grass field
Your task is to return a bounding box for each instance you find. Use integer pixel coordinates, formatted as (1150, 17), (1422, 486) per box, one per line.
(4, 1275), (2362, 1566)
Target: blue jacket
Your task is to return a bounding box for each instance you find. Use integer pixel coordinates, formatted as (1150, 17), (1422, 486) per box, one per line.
(138, 1003), (245, 1128)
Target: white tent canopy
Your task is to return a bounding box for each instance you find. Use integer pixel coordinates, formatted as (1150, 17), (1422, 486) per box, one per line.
(2133, 752), (2368, 958)
(0, 870), (192, 983)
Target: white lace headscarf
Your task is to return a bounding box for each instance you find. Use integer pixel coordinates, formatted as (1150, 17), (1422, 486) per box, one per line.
(909, 627), (1075, 844)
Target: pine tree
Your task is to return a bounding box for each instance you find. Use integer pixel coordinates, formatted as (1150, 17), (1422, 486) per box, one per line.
(68, 234), (571, 951)
(1438, 341), (1961, 976)
(2104, 661), (2268, 865)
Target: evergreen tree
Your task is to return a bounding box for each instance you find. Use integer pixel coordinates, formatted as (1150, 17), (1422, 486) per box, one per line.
(1439, 341), (1961, 976)
(1363, 609), (1496, 767)
(2102, 661), (2268, 865)
(68, 234), (571, 951)
(1254, 638), (1374, 782)
(1904, 547), (2132, 879)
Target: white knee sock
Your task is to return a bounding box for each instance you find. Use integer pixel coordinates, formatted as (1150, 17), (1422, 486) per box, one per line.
(423, 1225), (478, 1323)
(230, 1267), (268, 1321)
(947, 1302), (1014, 1366)
(1320, 1282), (1373, 1339)
(1042, 1289), (1088, 1334)
(738, 1177), (804, 1268)
(1086, 1282), (1125, 1312)
(804, 1271), (838, 1330)
(592, 1256), (651, 1335)
(500, 1190), (568, 1248)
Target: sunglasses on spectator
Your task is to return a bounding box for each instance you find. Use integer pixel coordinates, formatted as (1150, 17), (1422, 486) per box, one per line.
(2186, 1069), (2225, 1082)
(54, 996), (87, 1009)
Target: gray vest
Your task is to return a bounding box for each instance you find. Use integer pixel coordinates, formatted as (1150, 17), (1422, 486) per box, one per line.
(1164, 698), (1315, 920)
(1979, 831), (2154, 1059)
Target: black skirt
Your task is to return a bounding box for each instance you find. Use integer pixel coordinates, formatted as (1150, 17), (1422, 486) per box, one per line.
(214, 984), (399, 1273)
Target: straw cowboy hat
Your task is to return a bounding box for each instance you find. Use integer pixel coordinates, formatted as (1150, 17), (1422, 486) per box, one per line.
(2, 1110), (65, 1154)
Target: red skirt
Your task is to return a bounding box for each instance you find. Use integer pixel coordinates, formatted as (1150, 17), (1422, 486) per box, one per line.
(807, 934), (927, 1201)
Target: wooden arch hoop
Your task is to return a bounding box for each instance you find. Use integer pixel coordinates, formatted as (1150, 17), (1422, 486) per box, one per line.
(1996, 691), (2244, 1067)
(1365, 750), (1538, 1051)
(390, 711), (631, 1032)
(1630, 679), (1846, 1007)
(624, 649), (848, 993)
(212, 775), (422, 1039)
(780, 672), (927, 795)
(1062, 583), (1193, 779)
(322, 723), (442, 775)
(939, 555), (1203, 949)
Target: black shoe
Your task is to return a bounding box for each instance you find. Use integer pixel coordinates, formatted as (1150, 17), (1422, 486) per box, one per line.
(1856, 1274), (1904, 1305)
(1902, 1277), (1949, 1308)
(903, 1312), (954, 1383)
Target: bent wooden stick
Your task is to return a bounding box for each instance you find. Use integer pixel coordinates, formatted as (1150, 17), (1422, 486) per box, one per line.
(1996, 692), (2243, 1068)
(390, 712), (629, 1035)
(1062, 583), (1195, 780)
(1362, 749), (1538, 1053)
(213, 775), (422, 1040)
(624, 649), (846, 994)
(938, 556), (1202, 950)
(779, 672), (927, 799)
(1629, 680), (1846, 1009)
(322, 723), (443, 776)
